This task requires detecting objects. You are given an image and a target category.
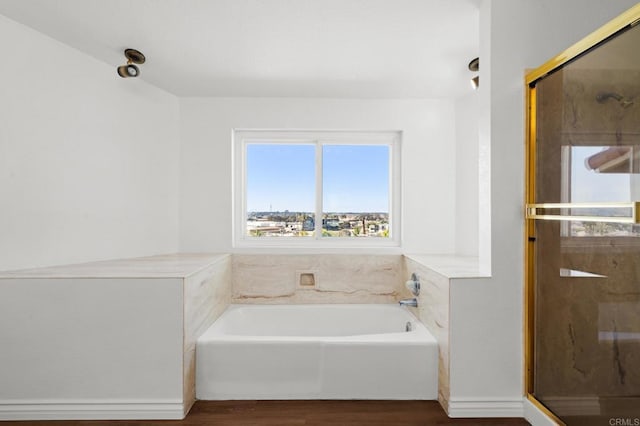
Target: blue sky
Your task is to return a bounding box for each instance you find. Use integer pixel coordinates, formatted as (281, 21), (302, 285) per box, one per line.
(246, 144), (389, 213)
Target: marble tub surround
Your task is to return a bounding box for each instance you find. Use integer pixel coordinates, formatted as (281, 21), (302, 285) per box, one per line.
(231, 254), (404, 304)
(0, 253), (230, 420)
(182, 255), (232, 415)
(1, 252), (494, 420)
(404, 255), (527, 417)
(403, 254), (505, 417)
(404, 256), (451, 411)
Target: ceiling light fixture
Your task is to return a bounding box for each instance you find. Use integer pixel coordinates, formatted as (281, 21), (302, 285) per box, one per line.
(468, 57), (479, 90)
(117, 48), (146, 78)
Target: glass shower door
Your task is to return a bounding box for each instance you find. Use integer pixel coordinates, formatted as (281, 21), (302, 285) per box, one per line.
(526, 9), (640, 425)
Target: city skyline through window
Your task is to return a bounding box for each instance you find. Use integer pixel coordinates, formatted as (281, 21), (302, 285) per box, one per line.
(244, 141), (391, 239)
(566, 146), (640, 237)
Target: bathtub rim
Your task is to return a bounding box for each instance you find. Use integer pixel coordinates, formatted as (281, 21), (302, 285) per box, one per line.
(197, 303), (437, 344)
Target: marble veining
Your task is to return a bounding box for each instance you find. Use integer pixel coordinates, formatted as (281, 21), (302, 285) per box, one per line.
(533, 66), (640, 417)
(404, 256), (450, 411)
(232, 254), (403, 304)
(183, 256), (231, 415)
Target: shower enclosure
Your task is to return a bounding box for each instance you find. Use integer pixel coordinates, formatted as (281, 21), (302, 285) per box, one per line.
(525, 5), (640, 425)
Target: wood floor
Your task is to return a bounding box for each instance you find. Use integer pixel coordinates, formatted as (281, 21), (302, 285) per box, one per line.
(4, 400), (530, 426)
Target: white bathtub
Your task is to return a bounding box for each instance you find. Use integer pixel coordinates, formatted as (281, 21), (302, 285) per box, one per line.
(196, 304), (438, 400)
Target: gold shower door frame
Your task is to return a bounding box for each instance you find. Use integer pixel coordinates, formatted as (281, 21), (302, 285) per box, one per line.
(524, 5), (640, 424)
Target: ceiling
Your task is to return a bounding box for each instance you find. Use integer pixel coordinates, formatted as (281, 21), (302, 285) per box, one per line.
(0, 0), (480, 98)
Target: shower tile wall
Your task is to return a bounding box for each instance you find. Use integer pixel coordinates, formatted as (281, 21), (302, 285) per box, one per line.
(231, 254), (404, 304)
(533, 63), (640, 417)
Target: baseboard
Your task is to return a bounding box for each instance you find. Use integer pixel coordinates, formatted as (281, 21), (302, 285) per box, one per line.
(0, 399), (185, 420)
(447, 397), (525, 418)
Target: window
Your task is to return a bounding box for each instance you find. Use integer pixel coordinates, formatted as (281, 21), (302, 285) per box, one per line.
(233, 130), (401, 247)
(561, 145), (640, 238)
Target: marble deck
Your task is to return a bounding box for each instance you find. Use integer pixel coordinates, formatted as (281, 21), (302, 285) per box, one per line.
(0, 253), (228, 278)
(404, 254), (487, 278)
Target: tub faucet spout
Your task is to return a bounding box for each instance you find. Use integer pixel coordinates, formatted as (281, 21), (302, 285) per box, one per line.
(399, 298), (418, 308)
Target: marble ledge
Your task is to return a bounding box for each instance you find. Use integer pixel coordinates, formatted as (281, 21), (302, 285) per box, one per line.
(404, 254), (490, 279)
(0, 253), (230, 279)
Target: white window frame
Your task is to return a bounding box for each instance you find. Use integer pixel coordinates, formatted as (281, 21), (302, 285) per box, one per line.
(232, 129), (401, 248)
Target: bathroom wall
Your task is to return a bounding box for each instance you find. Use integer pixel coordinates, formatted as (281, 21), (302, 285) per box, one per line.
(2, 1), (638, 421)
(232, 254), (404, 304)
(0, 276), (185, 417)
(454, 93), (480, 257)
(178, 97), (456, 254)
(0, 14), (180, 271)
(458, 0), (640, 419)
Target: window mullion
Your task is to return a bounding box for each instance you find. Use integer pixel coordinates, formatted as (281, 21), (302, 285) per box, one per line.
(315, 141), (323, 239)
(238, 139), (248, 242)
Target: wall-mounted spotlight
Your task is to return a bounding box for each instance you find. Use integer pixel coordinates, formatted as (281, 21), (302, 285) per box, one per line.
(117, 48), (145, 78)
(468, 57), (479, 90)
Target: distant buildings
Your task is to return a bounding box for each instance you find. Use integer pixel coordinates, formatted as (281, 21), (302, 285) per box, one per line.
(246, 211), (389, 237)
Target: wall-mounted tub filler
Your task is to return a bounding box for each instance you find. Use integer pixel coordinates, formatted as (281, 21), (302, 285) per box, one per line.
(399, 298), (418, 307)
(405, 272), (420, 296)
(399, 272), (420, 307)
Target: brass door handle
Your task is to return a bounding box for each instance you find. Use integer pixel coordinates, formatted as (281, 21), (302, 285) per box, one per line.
(525, 202), (640, 223)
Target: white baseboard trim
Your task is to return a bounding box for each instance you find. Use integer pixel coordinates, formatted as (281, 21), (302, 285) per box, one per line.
(447, 397), (525, 418)
(0, 400), (185, 420)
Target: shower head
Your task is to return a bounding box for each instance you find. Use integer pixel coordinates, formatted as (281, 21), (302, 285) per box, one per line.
(596, 92), (634, 108)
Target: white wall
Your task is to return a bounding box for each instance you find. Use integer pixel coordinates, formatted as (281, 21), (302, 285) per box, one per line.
(179, 98), (456, 254)
(0, 277), (184, 419)
(0, 15), (180, 271)
(520, 1), (639, 67)
(454, 93), (479, 256)
(450, 0), (639, 413)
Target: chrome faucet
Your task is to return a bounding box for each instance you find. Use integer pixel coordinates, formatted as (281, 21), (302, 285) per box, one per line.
(405, 273), (420, 296)
(399, 272), (420, 307)
(399, 298), (418, 307)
